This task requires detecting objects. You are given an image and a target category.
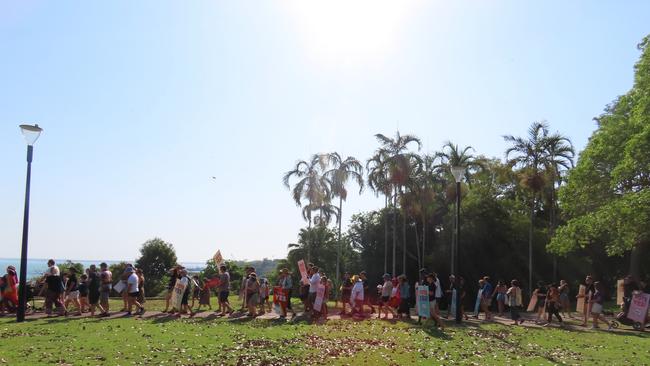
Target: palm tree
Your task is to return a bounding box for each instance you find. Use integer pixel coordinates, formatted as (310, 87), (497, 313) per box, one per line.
(367, 151), (392, 274)
(374, 131), (422, 275)
(503, 121), (569, 295)
(543, 133), (575, 280)
(324, 152), (364, 281)
(283, 154), (331, 262)
(435, 142), (482, 273)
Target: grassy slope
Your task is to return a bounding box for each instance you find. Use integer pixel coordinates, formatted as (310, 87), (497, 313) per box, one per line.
(1, 299), (648, 365)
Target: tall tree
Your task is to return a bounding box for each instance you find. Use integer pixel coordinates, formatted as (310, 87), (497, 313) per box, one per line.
(135, 238), (178, 296)
(504, 122), (561, 294)
(373, 131), (422, 275)
(435, 142), (482, 273)
(550, 36), (650, 279)
(325, 152), (364, 281)
(283, 154), (332, 262)
(367, 151), (392, 274)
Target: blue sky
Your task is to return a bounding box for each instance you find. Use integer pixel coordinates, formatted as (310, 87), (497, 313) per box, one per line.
(1, 1), (648, 262)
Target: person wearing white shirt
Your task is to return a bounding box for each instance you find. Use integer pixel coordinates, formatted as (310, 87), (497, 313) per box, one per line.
(308, 267), (321, 310)
(124, 267), (145, 316)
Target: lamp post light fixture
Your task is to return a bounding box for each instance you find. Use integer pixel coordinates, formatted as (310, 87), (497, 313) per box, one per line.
(450, 165), (464, 324)
(17, 124), (43, 322)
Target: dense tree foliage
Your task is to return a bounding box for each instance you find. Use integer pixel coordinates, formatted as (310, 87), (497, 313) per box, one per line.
(280, 35), (650, 303)
(549, 36), (650, 279)
(135, 238), (178, 296)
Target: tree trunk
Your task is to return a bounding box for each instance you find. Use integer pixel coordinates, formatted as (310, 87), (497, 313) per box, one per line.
(422, 211), (426, 269)
(336, 196), (342, 282)
(392, 186), (397, 277)
(414, 222), (421, 270)
(402, 205), (407, 274)
(529, 197), (535, 297)
(629, 243), (642, 279)
(384, 195), (388, 274)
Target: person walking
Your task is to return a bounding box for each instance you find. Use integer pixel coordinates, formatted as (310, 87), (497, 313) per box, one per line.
(544, 283), (563, 327)
(63, 268), (82, 316)
(163, 266), (180, 313)
(481, 276), (493, 321)
(533, 281), (548, 324)
(397, 275), (410, 319)
(87, 264), (104, 316)
(377, 274), (395, 319)
(217, 265), (233, 316)
(340, 272), (353, 316)
(124, 267), (145, 316)
(245, 272), (260, 317)
(279, 268), (294, 318)
(577, 275), (595, 327)
(558, 279), (571, 319)
(308, 266), (321, 314)
(493, 280), (507, 317)
(2, 266), (18, 312)
(426, 274), (445, 329)
(99, 262), (112, 317)
(506, 279), (523, 325)
(359, 271), (375, 314)
(590, 281), (613, 330)
(43, 260), (65, 316)
(433, 272), (443, 317)
(136, 268), (146, 308)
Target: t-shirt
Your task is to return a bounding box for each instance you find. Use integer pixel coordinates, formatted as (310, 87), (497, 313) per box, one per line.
(434, 278), (443, 298)
(400, 282), (410, 299)
(88, 272), (100, 293)
(427, 282), (437, 301)
(44, 266), (63, 293)
(281, 275), (293, 290)
(218, 272), (230, 292)
(127, 273), (139, 293)
(482, 282), (493, 299)
(381, 281), (393, 297)
(309, 273), (321, 293)
(78, 282), (88, 296)
(66, 274), (78, 292)
(341, 278), (353, 294)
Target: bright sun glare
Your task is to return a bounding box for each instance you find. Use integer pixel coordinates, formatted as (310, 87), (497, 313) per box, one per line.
(283, 0), (423, 69)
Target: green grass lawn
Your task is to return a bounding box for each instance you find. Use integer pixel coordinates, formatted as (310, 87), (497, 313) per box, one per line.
(1, 297), (648, 365)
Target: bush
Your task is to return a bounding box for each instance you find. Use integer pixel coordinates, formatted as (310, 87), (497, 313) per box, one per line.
(135, 238), (178, 296)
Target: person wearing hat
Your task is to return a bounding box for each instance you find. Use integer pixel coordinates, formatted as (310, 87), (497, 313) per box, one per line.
(124, 266), (145, 316)
(245, 272), (260, 316)
(1, 266), (19, 313)
(350, 275), (364, 315)
(378, 273), (396, 319)
(279, 268), (294, 318)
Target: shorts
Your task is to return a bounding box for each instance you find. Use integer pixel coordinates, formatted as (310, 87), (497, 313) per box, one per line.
(128, 291), (140, 298)
(89, 292), (100, 305)
(100, 291), (110, 304)
(591, 303), (603, 314)
(496, 293), (506, 303)
(342, 291), (351, 303)
(181, 291), (189, 305)
(247, 293), (259, 306)
(219, 290), (229, 303)
(381, 296), (390, 304)
(66, 291), (80, 300)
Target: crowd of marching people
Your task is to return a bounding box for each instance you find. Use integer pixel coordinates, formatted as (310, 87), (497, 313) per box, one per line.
(1, 260), (648, 332)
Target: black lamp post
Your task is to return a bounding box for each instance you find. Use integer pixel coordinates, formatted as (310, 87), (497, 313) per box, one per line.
(450, 165), (464, 324)
(17, 124), (43, 323)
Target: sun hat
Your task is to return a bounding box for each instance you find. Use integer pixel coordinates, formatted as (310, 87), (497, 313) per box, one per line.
(124, 267), (134, 274)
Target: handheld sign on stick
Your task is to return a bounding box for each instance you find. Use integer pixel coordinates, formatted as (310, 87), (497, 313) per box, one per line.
(576, 285), (586, 314)
(416, 285), (430, 318)
(298, 260), (309, 285)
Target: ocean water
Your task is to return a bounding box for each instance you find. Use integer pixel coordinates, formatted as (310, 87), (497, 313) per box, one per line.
(0, 258), (206, 279)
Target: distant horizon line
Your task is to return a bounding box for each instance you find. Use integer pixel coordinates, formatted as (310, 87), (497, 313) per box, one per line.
(0, 257), (282, 264)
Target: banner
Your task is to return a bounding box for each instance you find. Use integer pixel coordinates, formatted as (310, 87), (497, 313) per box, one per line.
(113, 281), (125, 294)
(313, 284), (326, 312)
(576, 285), (586, 313)
(627, 292), (650, 323)
(449, 289), (457, 316)
(526, 293), (537, 312)
(416, 285), (430, 318)
(171, 278), (188, 310)
(205, 277), (221, 289)
(273, 286), (287, 305)
(213, 250), (224, 265)
(298, 260), (309, 285)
